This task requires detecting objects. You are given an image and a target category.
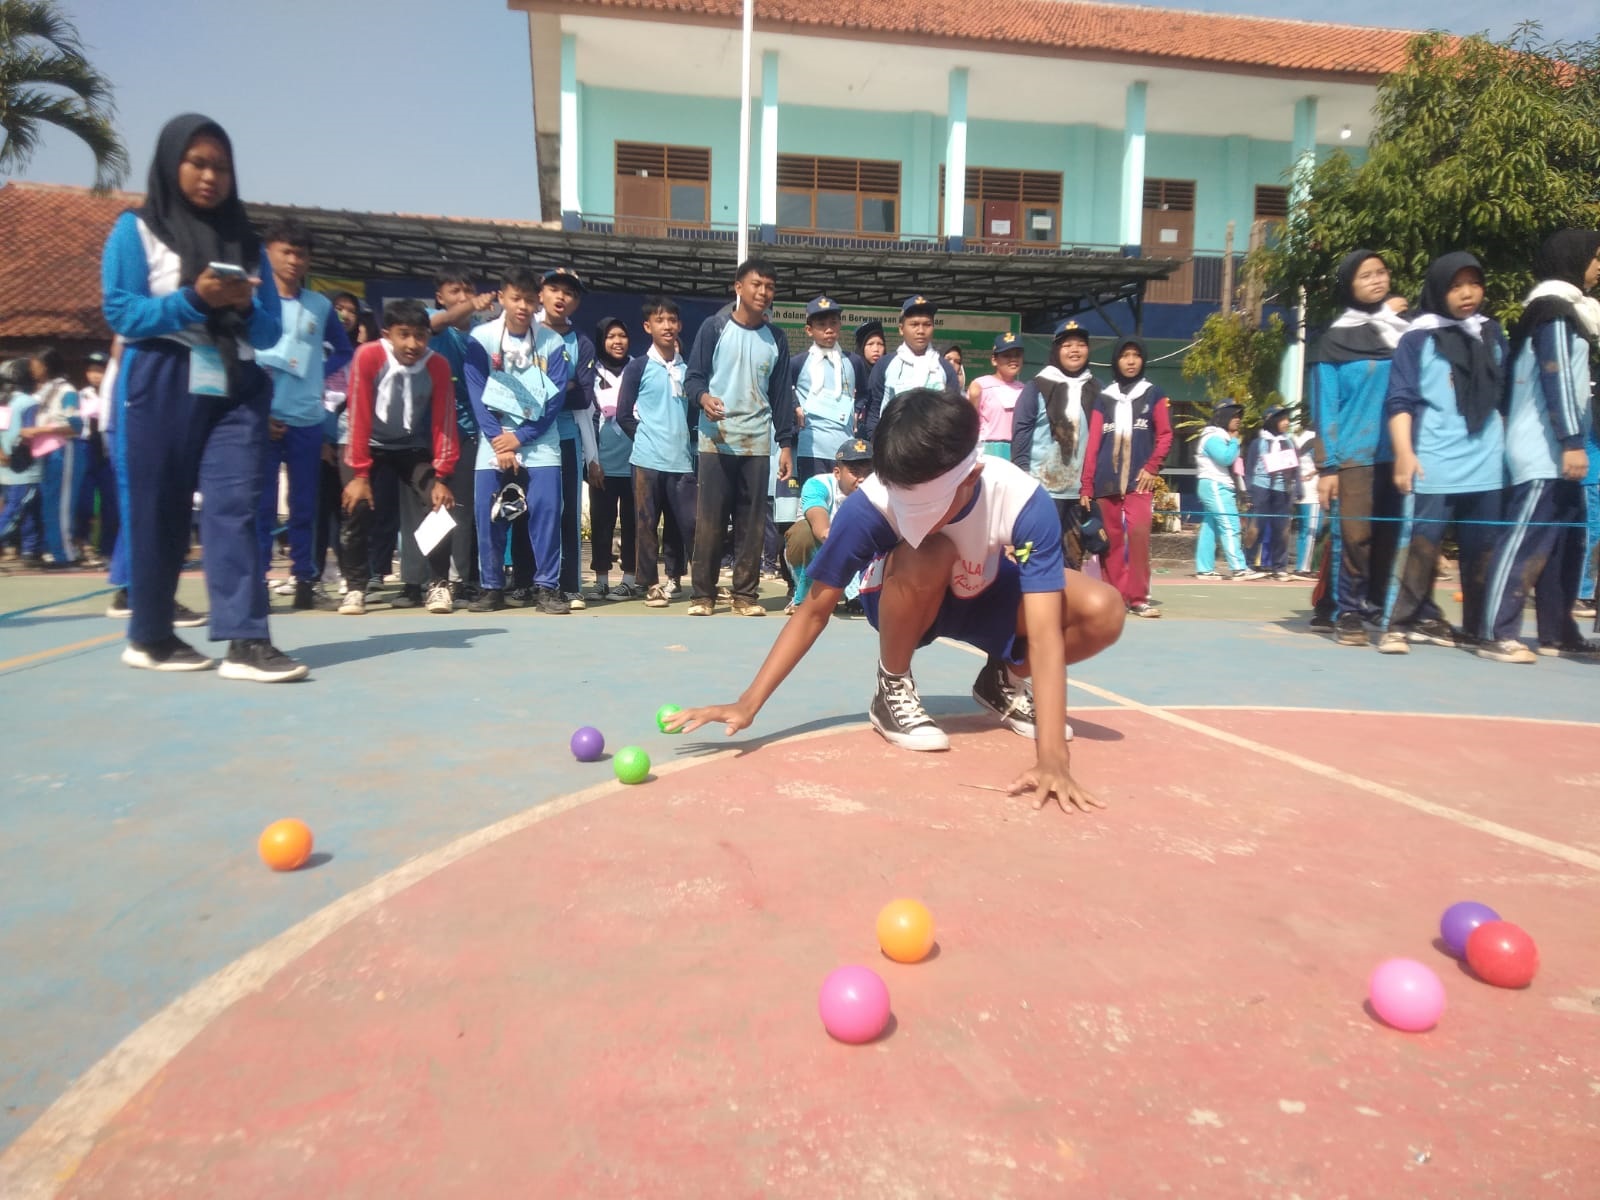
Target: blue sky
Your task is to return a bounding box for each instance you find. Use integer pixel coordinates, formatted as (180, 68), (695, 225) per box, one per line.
(5, 0), (1588, 219)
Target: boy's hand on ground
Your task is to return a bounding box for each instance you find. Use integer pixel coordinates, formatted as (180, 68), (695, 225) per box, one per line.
(430, 481), (454, 511)
(490, 431), (521, 455)
(341, 475), (372, 514)
(1008, 753), (1105, 814)
(665, 702), (755, 737)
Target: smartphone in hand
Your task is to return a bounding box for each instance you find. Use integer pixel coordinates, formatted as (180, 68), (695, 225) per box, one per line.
(206, 261), (250, 280)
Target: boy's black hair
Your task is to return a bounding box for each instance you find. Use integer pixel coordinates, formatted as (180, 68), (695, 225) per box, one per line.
(500, 266), (542, 295)
(0, 358), (32, 391)
(262, 217), (313, 251)
(942, 343), (963, 359)
(839, 459), (873, 478)
(382, 298), (432, 332)
(31, 346), (65, 378)
(872, 387), (979, 487)
(734, 257), (777, 282)
(432, 263), (475, 292)
(641, 294), (680, 320)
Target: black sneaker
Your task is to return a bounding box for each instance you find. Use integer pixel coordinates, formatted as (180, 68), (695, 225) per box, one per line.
(868, 667), (949, 751)
(469, 588), (506, 612)
(390, 585), (423, 608)
(105, 588), (132, 618)
(173, 602), (207, 628)
(454, 582), (482, 604)
(293, 580), (314, 610)
(505, 586), (534, 608)
(1334, 613), (1369, 647)
(1308, 611), (1336, 631)
(533, 586), (571, 614)
(218, 639), (309, 683)
(970, 658), (1074, 741)
(121, 635), (213, 672)
(1407, 618), (1460, 648)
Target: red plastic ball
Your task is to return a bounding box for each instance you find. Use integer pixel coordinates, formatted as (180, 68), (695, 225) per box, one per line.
(1464, 920), (1538, 989)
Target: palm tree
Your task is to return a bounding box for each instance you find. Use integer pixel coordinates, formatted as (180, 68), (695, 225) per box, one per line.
(0, 0), (127, 191)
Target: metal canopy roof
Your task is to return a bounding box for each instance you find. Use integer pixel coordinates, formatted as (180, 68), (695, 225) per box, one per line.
(245, 203), (1178, 330)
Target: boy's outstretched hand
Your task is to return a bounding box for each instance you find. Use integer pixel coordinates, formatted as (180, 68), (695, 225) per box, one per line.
(1008, 753), (1105, 814)
(664, 701), (756, 737)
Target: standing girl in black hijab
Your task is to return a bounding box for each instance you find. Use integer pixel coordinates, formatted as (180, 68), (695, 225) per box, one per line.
(101, 113), (307, 681)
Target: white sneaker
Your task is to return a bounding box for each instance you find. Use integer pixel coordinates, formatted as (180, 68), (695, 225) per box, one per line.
(426, 583), (453, 613)
(869, 668), (950, 752)
(565, 590), (587, 611)
(1376, 631), (1409, 655)
(337, 579), (349, 596)
(1477, 638), (1536, 664)
(339, 590), (366, 615)
(272, 578), (296, 596)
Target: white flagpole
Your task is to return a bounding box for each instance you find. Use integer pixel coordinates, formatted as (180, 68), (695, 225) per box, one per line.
(735, 0), (753, 265)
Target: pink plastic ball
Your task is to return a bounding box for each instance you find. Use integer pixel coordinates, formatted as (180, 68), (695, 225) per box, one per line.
(818, 965), (891, 1044)
(1368, 957), (1446, 1032)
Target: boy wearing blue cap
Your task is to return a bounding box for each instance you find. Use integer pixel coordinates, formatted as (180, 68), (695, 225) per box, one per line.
(790, 296), (860, 480)
(669, 388), (1126, 814)
(534, 267), (596, 608)
(1246, 406), (1299, 579)
(782, 437), (873, 614)
(860, 296), (959, 440)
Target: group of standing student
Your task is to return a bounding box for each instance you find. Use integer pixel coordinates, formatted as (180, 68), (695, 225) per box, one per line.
(1308, 230), (1600, 663)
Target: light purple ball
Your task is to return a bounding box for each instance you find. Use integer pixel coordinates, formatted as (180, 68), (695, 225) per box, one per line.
(1368, 958), (1446, 1032)
(818, 965), (891, 1044)
(1440, 901), (1500, 958)
(569, 726), (605, 762)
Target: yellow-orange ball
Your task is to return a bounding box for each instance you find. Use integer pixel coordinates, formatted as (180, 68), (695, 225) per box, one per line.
(258, 818), (313, 871)
(876, 898), (935, 963)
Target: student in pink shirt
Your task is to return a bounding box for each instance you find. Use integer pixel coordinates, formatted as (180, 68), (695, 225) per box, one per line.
(968, 331), (1026, 459)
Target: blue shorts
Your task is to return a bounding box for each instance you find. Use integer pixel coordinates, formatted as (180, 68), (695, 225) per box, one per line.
(861, 555), (1022, 661)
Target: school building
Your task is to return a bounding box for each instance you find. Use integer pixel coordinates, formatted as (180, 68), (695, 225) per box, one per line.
(516, 0), (1410, 339)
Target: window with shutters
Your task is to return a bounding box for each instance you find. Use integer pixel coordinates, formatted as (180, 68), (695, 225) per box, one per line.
(614, 142), (711, 228)
(776, 155), (900, 236)
(1142, 179), (1196, 212)
(937, 167), (1063, 242)
(1253, 185), (1289, 220)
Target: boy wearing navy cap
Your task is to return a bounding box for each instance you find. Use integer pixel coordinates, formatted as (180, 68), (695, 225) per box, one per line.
(790, 296), (860, 480)
(861, 296), (959, 440)
(669, 388), (1126, 813)
(783, 436), (873, 613)
(534, 266), (597, 608)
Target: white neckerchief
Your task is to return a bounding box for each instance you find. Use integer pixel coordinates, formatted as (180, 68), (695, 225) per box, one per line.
(1329, 304), (1410, 348)
(1409, 311), (1489, 338)
(595, 362), (624, 420)
(647, 342), (685, 398)
(804, 342), (845, 397)
(1102, 377), (1150, 439)
(1033, 366), (1091, 430)
(377, 341), (431, 429)
(1522, 279), (1600, 341)
(888, 342), (945, 391)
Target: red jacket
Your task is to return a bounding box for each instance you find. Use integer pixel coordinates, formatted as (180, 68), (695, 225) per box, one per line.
(344, 341), (458, 478)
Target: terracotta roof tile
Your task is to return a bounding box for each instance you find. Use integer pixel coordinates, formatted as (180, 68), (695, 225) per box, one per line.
(0, 182), (136, 343)
(536, 0), (1417, 77)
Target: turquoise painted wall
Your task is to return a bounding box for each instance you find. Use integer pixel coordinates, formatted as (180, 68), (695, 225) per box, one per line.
(579, 84), (1354, 250)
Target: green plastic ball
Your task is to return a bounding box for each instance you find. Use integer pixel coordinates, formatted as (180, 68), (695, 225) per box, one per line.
(656, 703), (683, 734)
(614, 746), (651, 785)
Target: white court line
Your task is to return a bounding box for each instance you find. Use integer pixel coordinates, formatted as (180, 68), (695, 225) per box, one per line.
(0, 725), (862, 1199)
(1145, 705), (1600, 729)
(936, 637), (1600, 874)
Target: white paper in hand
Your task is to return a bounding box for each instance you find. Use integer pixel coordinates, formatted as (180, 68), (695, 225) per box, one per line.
(414, 505), (457, 556)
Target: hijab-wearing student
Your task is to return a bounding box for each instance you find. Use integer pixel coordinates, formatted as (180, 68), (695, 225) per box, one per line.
(1246, 405), (1299, 579)
(1306, 250), (1412, 645)
(0, 359), (44, 564)
(790, 296), (860, 480)
(1190, 401), (1258, 579)
(1381, 251), (1508, 658)
(969, 332), (1024, 459)
(1482, 229), (1600, 659)
(942, 343), (966, 391)
(101, 113), (306, 681)
(851, 319), (887, 432)
(72, 350), (117, 565)
(1078, 336), (1172, 617)
(25, 347), (80, 566)
(586, 315), (641, 600)
(1011, 320), (1094, 565)
(861, 296), (959, 440)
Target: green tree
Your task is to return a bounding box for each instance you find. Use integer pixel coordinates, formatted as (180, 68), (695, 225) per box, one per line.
(1261, 24), (1600, 324)
(1176, 310), (1286, 439)
(0, 0), (127, 191)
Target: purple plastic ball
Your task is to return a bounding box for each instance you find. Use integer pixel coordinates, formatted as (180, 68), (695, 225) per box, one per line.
(1440, 900), (1500, 958)
(818, 965), (891, 1044)
(570, 726), (605, 762)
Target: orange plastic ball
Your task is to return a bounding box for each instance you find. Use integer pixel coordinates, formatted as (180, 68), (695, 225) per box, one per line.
(1453, 590), (1464, 602)
(258, 818), (313, 871)
(876, 898), (935, 963)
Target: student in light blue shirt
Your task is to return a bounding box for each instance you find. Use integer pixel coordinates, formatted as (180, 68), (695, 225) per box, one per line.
(429, 264), (498, 597)
(683, 258), (794, 615)
(617, 296), (696, 606)
(783, 437), (872, 613)
(254, 218), (351, 609)
(0, 360), (44, 561)
(1382, 252), (1507, 657)
(788, 295), (859, 479)
(1482, 229), (1600, 658)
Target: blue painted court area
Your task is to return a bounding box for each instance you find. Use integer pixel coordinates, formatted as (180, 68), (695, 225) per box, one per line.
(1, 582), (1596, 1150)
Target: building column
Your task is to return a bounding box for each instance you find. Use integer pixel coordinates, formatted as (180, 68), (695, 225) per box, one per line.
(1065, 125), (1096, 246)
(1291, 96), (1318, 207)
(1119, 81), (1147, 253)
(907, 111), (934, 239)
(759, 51), (779, 244)
(942, 68), (969, 251)
(559, 33), (581, 230)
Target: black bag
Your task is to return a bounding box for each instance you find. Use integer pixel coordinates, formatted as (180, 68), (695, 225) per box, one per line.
(5, 440), (33, 474)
